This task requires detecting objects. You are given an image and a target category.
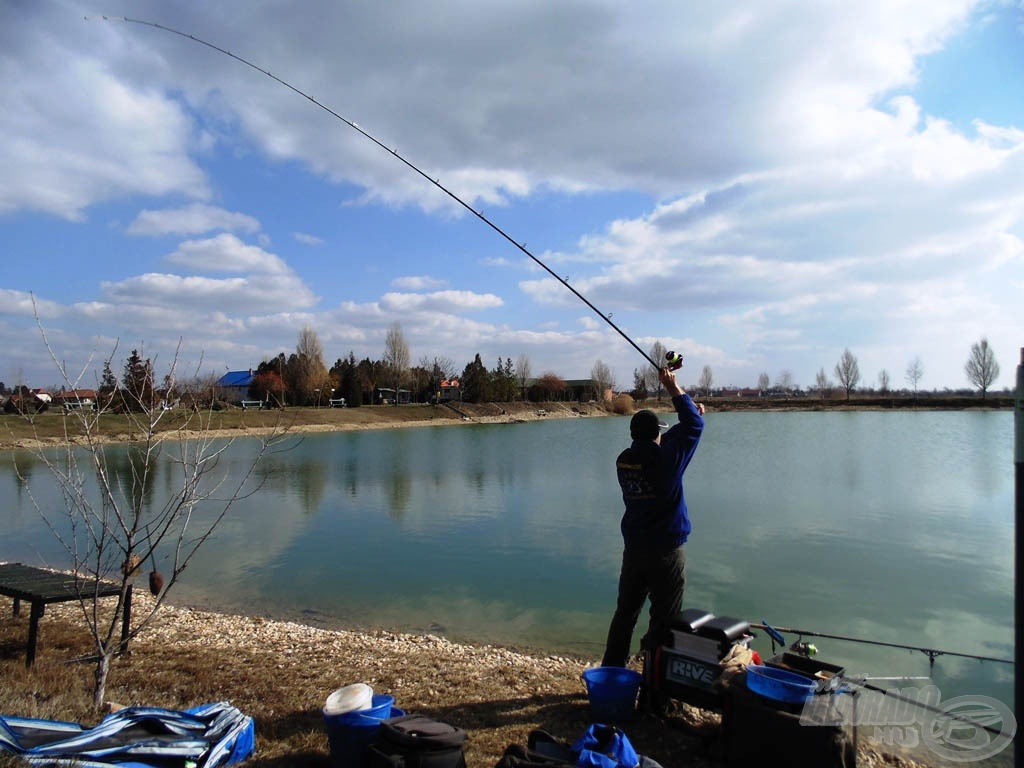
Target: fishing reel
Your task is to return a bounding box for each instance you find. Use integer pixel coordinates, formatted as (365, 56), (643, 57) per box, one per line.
(665, 351), (684, 371)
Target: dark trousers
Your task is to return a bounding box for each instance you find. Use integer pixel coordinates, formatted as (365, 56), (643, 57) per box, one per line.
(602, 545), (685, 668)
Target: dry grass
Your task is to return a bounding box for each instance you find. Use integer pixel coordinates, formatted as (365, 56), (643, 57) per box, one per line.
(0, 401), (609, 451)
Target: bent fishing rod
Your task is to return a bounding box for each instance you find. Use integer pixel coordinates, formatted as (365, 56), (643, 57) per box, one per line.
(87, 16), (663, 371)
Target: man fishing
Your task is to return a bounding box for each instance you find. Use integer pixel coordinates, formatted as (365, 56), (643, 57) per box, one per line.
(601, 364), (705, 707)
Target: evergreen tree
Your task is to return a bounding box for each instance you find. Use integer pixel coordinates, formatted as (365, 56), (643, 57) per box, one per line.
(461, 354), (490, 403)
(632, 368), (648, 401)
(329, 351), (362, 407)
(122, 349), (155, 410)
(490, 357), (516, 402)
(100, 361), (117, 393)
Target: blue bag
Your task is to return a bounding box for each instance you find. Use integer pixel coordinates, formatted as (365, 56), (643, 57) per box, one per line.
(571, 724), (639, 768)
(0, 701), (254, 767)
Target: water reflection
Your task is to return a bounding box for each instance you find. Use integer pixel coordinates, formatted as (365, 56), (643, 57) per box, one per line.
(254, 451), (329, 515)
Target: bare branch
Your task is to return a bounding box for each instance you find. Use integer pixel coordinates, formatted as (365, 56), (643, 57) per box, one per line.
(18, 307), (289, 707)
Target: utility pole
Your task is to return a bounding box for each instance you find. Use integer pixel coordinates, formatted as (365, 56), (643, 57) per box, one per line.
(1015, 346), (1022, 768)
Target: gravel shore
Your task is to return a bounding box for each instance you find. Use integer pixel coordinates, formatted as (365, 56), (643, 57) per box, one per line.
(20, 591), (928, 768)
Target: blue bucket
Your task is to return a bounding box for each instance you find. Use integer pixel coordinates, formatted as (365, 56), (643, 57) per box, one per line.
(340, 693), (394, 723)
(324, 696), (401, 768)
(581, 667), (642, 721)
(746, 664), (816, 703)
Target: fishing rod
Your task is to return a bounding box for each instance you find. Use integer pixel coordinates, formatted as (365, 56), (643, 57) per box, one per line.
(754, 622), (1014, 741)
(750, 622), (1013, 669)
(86, 16), (664, 371)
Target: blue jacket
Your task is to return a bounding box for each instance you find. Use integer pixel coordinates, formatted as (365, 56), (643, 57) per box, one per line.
(616, 393), (704, 549)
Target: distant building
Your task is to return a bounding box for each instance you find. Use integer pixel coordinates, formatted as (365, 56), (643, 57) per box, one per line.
(2, 387), (52, 414)
(564, 379), (611, 402)
(54, 389), (98, 411)
(439, 378), (461, 402)
(216, 370), (254, 404)
(721, 388), (762, 399)
(375, 387), (411, 405)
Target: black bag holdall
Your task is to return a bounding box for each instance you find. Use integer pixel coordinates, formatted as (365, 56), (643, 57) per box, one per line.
(494, 729), (575, 767)
(368, 714), (468, 768)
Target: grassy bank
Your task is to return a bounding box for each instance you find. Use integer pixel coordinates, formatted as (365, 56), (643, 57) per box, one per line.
(0, 400), (606, 451)
(3, 393), (1009, 451)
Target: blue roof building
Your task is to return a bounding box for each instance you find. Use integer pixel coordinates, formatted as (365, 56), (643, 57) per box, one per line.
(216, 370), (254, 403)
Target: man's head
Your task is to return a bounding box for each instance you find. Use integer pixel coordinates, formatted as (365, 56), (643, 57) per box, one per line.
(630, 409), (667, 441)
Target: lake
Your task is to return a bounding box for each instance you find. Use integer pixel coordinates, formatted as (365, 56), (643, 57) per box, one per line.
(1, 409), (1014, 718)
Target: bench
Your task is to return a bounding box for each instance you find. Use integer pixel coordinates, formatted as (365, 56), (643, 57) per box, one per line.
(0, 563), (132, 667)
(62, 401), (96, 412)
(240, 400), (262, 410)
(329, 398), (347, 408)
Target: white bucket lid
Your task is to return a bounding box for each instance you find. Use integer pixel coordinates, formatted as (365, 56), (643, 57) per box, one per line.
(324, 683), (374, 715)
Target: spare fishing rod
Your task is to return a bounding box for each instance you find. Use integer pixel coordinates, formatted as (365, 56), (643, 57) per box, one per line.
(749, 622), (1013, 668)
(86, 15), (666, 371)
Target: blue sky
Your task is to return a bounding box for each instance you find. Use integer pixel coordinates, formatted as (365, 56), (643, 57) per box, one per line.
(1, 0), (1021, 393)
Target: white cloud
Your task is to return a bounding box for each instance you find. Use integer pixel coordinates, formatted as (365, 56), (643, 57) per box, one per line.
(100, 270), (317, 313)
(166, 234), (293, 275)
(0, 16), (208, 220)
(127, 204), (261, 236)
(391, 275), (448, 290)
(379, 290), (503, 313)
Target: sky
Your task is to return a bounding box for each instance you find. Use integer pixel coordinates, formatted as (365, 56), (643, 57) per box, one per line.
(1, 1), (1022, 393)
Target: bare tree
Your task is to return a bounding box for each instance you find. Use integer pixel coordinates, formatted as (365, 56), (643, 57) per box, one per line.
(775, 370), (794, 394)
(293, 326), (330, 405)
(965, 337), (1000, 398)
(834, 348), (860, 400)
(905, 356), (924, 393)
(383, 322), (411, 404)
(515, 354), (532, 401)
(535, 371), (567, 401)
(757, 371), (770, 394)
(698, 365), (713, 397)
(590, 359), (615, 403)
(420, 355), (455, 402)
(878, 369), (890, 393)
(648, 341), (667, 398)
(20, 308), (285, 708)
(815, 368), (831, 398)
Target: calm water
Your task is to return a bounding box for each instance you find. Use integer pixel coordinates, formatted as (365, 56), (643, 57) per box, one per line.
(2, 411), (1014, 717)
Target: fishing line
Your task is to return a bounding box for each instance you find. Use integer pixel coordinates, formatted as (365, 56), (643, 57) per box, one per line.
(86, 15), (661, 370)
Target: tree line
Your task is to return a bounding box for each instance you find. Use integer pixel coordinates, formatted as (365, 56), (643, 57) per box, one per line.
(1, 330), (1006, 413)
(243, 323), (586, 407)
(682, 337), (1004, 401)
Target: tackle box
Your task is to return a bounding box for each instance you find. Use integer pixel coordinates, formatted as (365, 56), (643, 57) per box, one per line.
(765, 652), (845, 686)
(668, 611), (751, 662)
(649, 609), (754, 710)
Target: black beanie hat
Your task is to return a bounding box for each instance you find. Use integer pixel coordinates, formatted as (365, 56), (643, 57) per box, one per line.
(630, 409), (667, 440)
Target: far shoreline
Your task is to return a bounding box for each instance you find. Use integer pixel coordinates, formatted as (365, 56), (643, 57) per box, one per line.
(0, 393), (1011, 452)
